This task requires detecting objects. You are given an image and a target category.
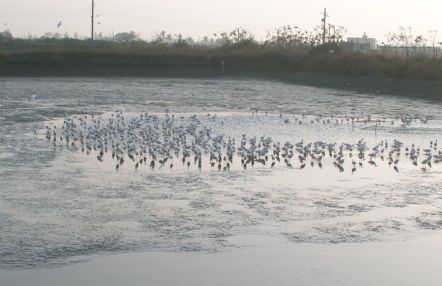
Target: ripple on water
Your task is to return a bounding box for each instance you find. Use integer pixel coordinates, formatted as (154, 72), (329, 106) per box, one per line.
(0, 78), (441, 270)
(284, 219), (405, 244)
(415, 212), (442, 230)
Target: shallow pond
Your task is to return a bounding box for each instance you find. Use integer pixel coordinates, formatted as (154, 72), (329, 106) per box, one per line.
(0, 77), (441, 285)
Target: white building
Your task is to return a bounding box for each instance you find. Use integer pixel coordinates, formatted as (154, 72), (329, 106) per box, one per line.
(347, 33), (377, 53)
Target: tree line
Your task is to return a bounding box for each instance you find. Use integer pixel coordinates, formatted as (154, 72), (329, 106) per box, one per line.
(1, 24), (441, 59)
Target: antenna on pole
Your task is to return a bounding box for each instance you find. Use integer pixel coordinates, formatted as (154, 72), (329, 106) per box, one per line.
(322, 8), (327, 44)
(91, 0), (95, 40)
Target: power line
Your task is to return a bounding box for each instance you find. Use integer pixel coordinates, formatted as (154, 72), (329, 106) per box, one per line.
(0, 1), (81, 7)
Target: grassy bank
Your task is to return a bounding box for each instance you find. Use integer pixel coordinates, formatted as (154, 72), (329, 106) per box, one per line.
(1, 46), (442, 101)
(2, 47), (442, 79)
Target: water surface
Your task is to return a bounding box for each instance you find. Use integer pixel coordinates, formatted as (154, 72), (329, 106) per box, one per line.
(0, 77), (441, 285)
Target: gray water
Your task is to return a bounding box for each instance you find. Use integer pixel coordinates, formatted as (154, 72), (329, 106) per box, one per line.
(0, 77), (441, 284)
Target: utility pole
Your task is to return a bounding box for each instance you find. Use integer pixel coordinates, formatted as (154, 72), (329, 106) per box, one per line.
(322, 8), (327, 44)
(91, 0), (95, 40)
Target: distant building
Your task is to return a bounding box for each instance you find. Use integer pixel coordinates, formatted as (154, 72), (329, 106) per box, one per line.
(114, 31), (139, 43)
(347, 33), (377, 53)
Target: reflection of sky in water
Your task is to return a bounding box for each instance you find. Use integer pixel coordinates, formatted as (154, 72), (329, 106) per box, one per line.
(0, 78), (441, 270)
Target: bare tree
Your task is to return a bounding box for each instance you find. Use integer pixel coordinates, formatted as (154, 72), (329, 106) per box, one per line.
(428, 30), (438, 57)
(414, 35), (426, 56)
(397, 26), (413, 57)
(265, 25), (306, 48)
(218, 27), (255, 48)
(333, 26), (347, 43)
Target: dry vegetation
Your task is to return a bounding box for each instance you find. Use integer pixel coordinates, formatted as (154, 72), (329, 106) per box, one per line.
(1, 27), (442, 96)
(1, 41), (442, 81)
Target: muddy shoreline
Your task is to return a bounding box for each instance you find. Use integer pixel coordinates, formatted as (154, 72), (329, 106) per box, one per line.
(1, 64), (441, 102)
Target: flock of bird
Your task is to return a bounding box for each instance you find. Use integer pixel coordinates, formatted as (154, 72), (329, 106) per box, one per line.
(40, 111), (442, 173)
(257, 111), (431, 127)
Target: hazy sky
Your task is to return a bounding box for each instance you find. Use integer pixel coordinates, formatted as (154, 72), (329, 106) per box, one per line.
(1, 0), (442, 42)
